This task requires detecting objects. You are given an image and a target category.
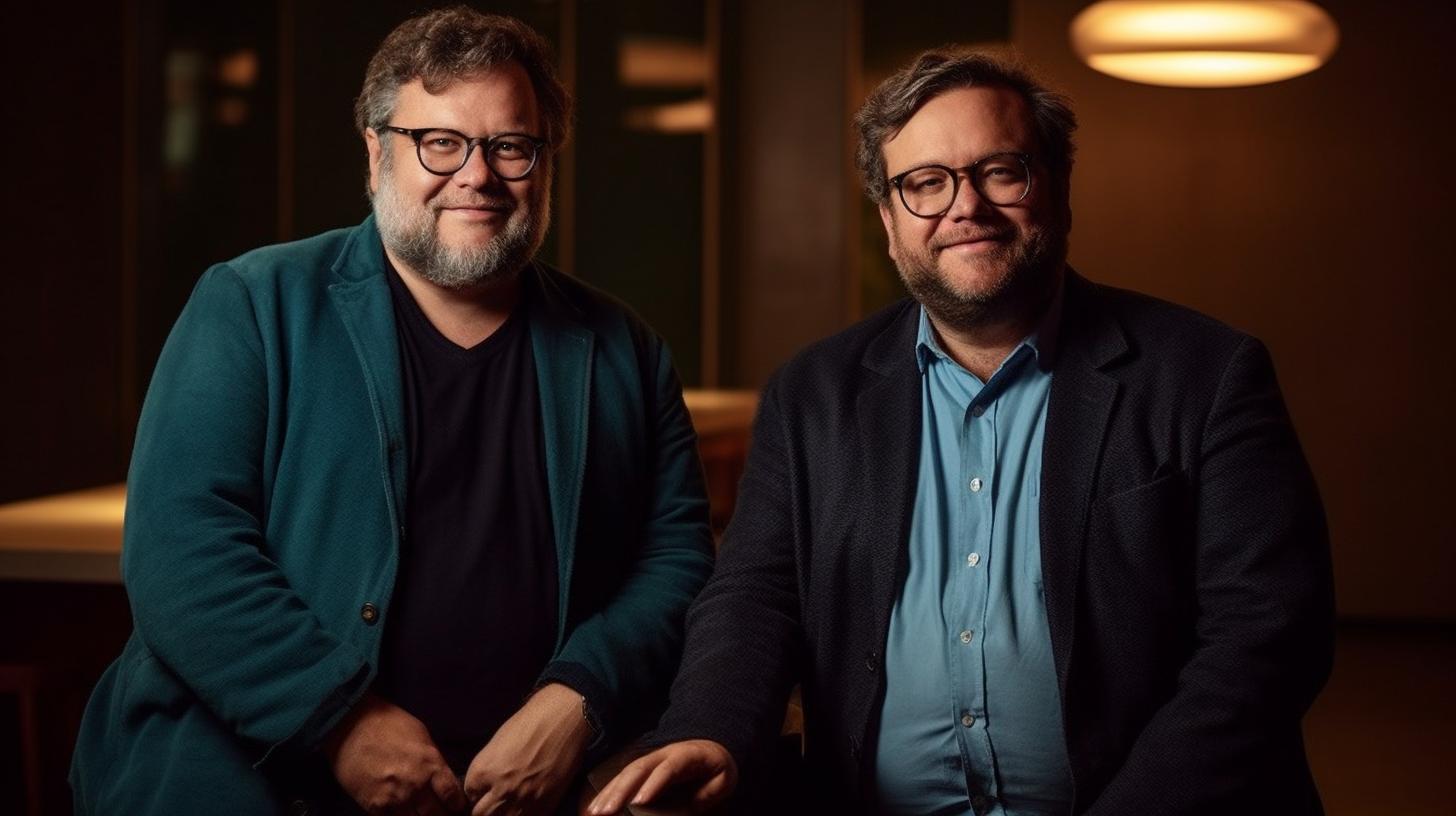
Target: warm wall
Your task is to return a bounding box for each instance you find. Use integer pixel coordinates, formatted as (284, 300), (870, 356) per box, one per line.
(1011, 0), (1455, 621)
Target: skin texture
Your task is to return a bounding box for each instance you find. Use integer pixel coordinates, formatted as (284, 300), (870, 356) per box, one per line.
(324, 693), (470, 815)
(365, 62), (548, 349)
(586, 740), (737, 815)
(587, 84), (1072, 814)
(878, 85), (1068, 381)
(464, 683), (593, 815)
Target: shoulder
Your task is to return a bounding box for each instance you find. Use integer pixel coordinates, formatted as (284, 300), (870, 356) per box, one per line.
(739, 299), (919, 435)
(531, 262), (665, 352)
(1070, 274), (1256, 374)
(784, 298), (916, 373)
(770, 298), (918, 392)
(209, 224), (359, 293)
(176, 225), (363, 321)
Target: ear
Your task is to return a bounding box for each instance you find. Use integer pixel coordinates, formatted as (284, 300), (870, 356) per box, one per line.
(878, 201), (899, 263)
(365, 128), (382, 196)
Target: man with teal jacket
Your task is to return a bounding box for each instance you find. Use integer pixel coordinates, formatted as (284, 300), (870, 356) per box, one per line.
(71, 9), (713, 815)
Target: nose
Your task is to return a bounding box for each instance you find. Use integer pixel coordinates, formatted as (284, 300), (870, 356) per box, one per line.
(452, 142), (496, 187)
(944, 171), (988, 219)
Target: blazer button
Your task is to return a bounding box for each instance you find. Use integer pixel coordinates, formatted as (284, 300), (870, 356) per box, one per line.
(864, 651), (878, 672)
(360, 603), (379, 625)
(289, 800), (310, 816)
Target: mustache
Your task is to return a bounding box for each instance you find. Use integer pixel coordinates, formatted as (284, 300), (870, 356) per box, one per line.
(430, 195), (516, 213)
(930, 228), (1012, 251)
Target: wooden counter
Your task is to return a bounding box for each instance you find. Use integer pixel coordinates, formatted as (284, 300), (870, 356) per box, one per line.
(0, 484), (126, 583)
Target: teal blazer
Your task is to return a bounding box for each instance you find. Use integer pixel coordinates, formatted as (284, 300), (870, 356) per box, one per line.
(70, 217), (714, 814)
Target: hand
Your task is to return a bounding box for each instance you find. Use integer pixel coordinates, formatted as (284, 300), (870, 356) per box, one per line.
(464, 683), (593, 815)
(585, 740), (737, 815)
(323, 692), (468, 815)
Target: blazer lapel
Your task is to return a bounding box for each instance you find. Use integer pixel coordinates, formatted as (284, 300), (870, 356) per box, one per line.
(1040, 271), (1128, 690)
(855, 302), (924, 653)
(526, 264), (595, 649)
(327, 217), (408, 521)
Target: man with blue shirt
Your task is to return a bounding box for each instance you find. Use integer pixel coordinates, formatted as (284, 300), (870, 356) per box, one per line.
(591, 49), (1332, 815)
(71, 9), (712, 815)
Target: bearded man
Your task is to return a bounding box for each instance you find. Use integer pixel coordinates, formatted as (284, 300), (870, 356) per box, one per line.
(70, 8), (712, 815)
(591, 49), (1334, 815)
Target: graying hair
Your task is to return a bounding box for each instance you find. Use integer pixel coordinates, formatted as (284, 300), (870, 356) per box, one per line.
(354, 6), (571, 149)
(854, 48), (1077, 203)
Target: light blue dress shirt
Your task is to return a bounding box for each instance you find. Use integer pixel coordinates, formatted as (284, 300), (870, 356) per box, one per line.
(874, 307), (1072, 816)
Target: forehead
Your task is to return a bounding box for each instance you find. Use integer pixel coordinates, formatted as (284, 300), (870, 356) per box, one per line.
(390, 60), (540, 133)
(882, 85), (1035, 173)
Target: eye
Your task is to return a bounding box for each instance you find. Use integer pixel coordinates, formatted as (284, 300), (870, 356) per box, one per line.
(419, 132), (465, 154)
(490, 137), (532, 158)
(903, 170), (949, 193)
(978, 159), (1027, 183)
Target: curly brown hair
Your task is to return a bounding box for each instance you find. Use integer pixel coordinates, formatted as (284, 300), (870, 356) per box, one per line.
(854, 48), (1076, 204)
(355, 6), (571, 150)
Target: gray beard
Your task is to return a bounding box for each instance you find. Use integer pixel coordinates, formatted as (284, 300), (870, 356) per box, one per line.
(371, 153), (548, 290)
(892, 221), (1066, 333)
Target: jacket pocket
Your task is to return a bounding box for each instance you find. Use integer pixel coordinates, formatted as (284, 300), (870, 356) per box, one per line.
(1088, 469), (1195, 618)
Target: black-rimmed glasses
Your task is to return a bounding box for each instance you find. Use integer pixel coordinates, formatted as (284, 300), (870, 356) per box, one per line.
(889, 152), (1033, 218)
(383, 126), (546, 180)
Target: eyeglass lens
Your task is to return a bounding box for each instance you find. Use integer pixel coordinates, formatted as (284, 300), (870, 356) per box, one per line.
(415, 130), (539, 179)
(899, 154), (1029, 216)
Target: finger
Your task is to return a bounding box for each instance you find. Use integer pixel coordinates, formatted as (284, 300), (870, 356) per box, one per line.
(691, 770), (734, 808)
(588, 753), (662, 814)
(409, 788), (449, 816)
(463, 760), (488, 802)
(471, 787), (499, 816)
(431, 765), (470, 812)
(632, 752), (690, 805)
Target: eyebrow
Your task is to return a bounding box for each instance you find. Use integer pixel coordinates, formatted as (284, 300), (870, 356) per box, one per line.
(887, 149), (1027, 178)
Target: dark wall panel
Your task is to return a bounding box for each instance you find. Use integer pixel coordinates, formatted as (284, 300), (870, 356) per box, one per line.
(1, 9), (129, 502)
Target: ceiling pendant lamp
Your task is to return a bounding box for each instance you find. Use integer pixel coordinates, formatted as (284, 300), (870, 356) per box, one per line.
(1070, 1), (1339, 88)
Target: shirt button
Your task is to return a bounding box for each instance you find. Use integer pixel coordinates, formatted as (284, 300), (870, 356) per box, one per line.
(971, 405), (986, 418)
(967, 552), (981, 567)
(969, 477), (983, 492)
(360, 603), (379, 625)
(959, 630), (973, 644)
(961, 712), (975, 727)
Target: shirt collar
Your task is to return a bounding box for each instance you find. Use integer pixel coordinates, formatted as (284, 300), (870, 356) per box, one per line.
(914, 273), (1066, 375)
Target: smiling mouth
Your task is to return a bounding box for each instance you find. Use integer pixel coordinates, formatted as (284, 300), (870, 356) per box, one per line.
(935, 233), (1009, 253)
(438, 204), (513, 223)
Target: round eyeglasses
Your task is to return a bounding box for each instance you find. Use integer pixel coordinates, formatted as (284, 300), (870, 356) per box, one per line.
(888, 152), (1033, 218)
(383, 126), (546, 180)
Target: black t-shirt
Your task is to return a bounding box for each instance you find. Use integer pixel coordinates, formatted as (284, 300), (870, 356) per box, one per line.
(376, 265), (558, 774)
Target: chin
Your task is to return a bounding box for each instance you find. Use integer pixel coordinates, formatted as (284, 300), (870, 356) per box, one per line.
(938, 261), (1012, 300)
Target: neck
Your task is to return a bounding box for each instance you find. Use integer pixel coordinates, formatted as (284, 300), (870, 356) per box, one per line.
(926, 312), (1034, 381)
(926, 271), (1061, 381)
(387, 249), (523, 348)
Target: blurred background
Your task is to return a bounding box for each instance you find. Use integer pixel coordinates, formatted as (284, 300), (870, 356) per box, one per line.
(0, 1), (1451, 813)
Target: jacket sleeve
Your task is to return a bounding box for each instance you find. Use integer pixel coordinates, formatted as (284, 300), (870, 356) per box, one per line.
(642, 370), (806, 773)
(536, 334), (715, 751)
(1086, 336), (1335, 813)
(122, 265), (371, 768)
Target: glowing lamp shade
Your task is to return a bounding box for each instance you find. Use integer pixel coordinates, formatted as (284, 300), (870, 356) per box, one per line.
(1070, 1), (1339, 87)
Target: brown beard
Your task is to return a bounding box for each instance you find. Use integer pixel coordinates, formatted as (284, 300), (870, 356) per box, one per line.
(891, 218), (1067, 333)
